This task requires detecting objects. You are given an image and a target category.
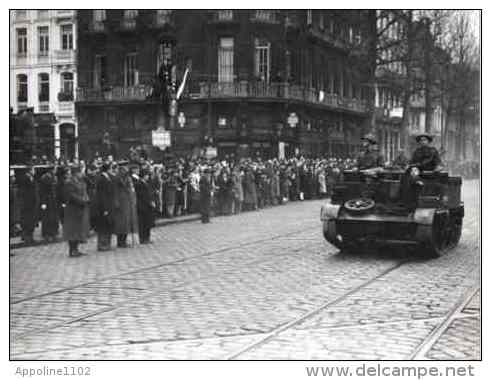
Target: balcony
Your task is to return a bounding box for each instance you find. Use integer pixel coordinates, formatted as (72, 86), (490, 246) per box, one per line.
(120, 18), (136, 30)
(89, 21), (105, 33)
(55, 49), (76, 62)
(39, 102), (50, 113)
(58, 101), (74, 114)
(14, 10), (27, 21)
(198, 81), (369, 114)
(56, 10), (75, 18)
(152, 11), (173, 27)
(250, 10), (279, 24)
(77, 84), (153, 103)
(284, 14), (300, 29)
(209, 10), (237, 23)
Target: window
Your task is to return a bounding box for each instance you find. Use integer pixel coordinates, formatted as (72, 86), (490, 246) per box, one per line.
(124, 53), (139, 86)
(93, 10), (106, 21)
(254, 38), (270, 82)
(38, 10), (49, 19)
(123, 10), (138, 29)
(124, 10), (138, 19)
(61, 24), (73, 50)
(16, 28), (27, 57)
(319, 12), (324, 30)
(157, 41), (173, 74)
(217, 10), (233, 20)
(17, 74), (28, 102)
(38, 26), (49, 56)
(156, 10), (171, 25)
(307, 10), (312, 25)
(38, 73), (49, 102)
(16, 10), (27, 19)
(254, 10), (275, 22)
(61, 72), (74, 99)
(94, 55), (107, 88)
(218, 37), (234, 83)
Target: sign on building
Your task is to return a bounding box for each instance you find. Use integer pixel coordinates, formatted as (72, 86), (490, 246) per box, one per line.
(287, 112), (299, 128)
(205, 146), (217, 159)
(152, 128), (171, 150)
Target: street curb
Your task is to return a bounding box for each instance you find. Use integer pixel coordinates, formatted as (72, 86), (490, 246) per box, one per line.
(9, 214), (201, 251)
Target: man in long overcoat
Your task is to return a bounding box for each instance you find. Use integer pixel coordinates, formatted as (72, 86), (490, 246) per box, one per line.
(17, 166), (38, 243)
(242, 167), (257, 211)
(199, 168), (212, 223)
(38, 167), (59, 241)
(113, 165), (139, 248)
(95, 163), (115, 251)
(63, 165), (90, 257)
(134, 168), (155, 244)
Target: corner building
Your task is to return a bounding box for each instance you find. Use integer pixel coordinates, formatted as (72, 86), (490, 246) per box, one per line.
(76, 10), (371, 159)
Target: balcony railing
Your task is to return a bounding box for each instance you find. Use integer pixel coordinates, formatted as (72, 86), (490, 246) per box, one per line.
(121, 18), (136, 30)
(39, 102), (50, 113)
(56, 10), (75, 18)
(55, 49), (76, 61)
(58, 101), (74, 113)
(209, 10), (236, 23)
(251, 10), (279, 23)
(153, 11), (172, 27)
(77, 84), (153, 102)
(77, 81), (368, 113)
(89, 21), (105, 33)
(198, 81), (369, 113)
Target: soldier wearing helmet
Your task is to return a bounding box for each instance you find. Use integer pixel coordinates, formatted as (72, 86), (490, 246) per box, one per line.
(409, 133), (442, 171)
(356, 133), (384, 171)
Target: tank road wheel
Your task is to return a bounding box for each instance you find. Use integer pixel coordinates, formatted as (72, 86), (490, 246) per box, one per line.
(425, 211), (453, 258)
(448, 215), (463, 248)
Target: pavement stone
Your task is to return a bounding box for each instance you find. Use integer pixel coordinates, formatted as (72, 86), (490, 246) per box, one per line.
(10, 180), (480, 360)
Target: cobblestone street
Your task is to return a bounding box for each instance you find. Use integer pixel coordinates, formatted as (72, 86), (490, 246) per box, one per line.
(10, 180), (480, 360)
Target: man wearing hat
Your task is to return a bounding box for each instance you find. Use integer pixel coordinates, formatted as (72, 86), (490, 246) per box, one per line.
(199, 167), (212, 223)
(38, 165), (59, 242)
(63, 164), (90, 257)
(356, 133), (384, 171)
(410, 133), (442, 171)
(135, 168), (155, 243)
(17, 166), (38, 244)
(95, 163), (115, 251)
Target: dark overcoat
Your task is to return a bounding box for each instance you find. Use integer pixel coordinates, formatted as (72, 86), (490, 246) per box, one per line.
(95, 173), (115, 234)
(63, 177), (90, 241)
(112, 175), (139, 235)
(243, 171), (257, 206)
(17, 173), (38, 233)
(199, 175), (212, 216)
(38, 172), (59, 237)
(135, 177), (155, 230)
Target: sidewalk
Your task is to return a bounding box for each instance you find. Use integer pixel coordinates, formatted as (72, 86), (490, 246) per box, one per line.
(9, 213), (201, 250)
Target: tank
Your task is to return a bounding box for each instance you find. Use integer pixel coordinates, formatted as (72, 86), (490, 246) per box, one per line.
(320, 169), (464, 257)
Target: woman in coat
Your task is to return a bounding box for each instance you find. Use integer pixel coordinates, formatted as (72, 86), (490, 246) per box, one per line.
(112, 166), (139, 248)
(63, 165), (90, 257)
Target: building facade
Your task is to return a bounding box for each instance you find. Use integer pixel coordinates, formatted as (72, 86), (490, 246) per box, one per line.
(76, 10), (371, 160)
(10, 9), (78, 160)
